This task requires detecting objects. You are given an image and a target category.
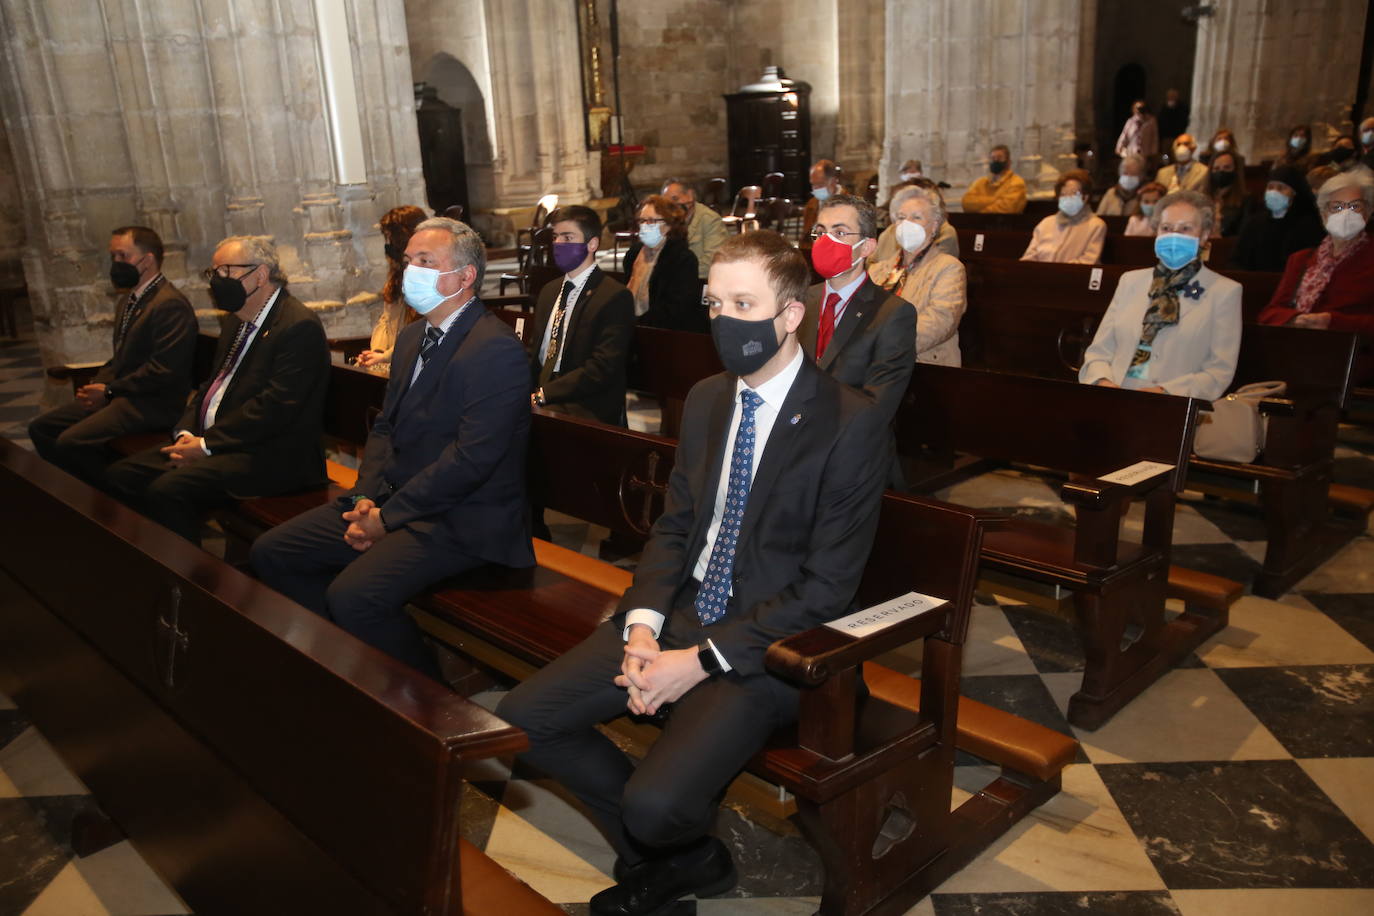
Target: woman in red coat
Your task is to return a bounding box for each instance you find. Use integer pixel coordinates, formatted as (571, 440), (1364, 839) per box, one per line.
(1259, 170), (1374, 382)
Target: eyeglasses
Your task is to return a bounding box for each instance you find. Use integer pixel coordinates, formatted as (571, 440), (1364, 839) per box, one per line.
(202, 263), (259, 283)
(809, 226), (865, 242)
(1326, 200), (1368, 215)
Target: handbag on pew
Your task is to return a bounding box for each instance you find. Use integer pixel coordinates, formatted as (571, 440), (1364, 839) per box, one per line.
(1192, 380), (1287, 463)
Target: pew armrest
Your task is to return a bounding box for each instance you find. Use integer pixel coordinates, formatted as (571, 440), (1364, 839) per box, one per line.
(1061, 472), (1168, 509)
(46, 361), (106, 394)
(1257, 396), (1295, 418)
(765, 603), (952, 687)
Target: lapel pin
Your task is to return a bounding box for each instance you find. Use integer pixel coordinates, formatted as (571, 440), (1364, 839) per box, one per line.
(790, 413), (801, 425)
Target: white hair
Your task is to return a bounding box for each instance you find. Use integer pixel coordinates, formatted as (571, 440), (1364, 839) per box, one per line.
(889, 185), (946, 233)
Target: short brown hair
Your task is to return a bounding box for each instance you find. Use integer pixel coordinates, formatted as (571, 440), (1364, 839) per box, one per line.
(640, 195), (688, 240)
(1054, 169), (1093, 197)
(547, 205), (602, 242)
(111, 226), (164, 267)
(711, 230), (809, 308)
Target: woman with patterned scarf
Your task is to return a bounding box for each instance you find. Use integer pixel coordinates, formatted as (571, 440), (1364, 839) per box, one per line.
(1259, 171), (1374, 384)
(1079, 190), (1242, 400)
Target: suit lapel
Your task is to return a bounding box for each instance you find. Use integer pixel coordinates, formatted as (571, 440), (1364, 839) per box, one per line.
(559, 268), (602, 357)
(692, 379), (737, 539)
(219, 291), (285, 405)
(736, 360), (818, 548)
(820, 277), (876, 370)
(393, 298), (483, 420)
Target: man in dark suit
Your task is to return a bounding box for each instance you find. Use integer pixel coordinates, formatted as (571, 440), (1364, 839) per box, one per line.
(29, 225), (197, 488)
(106, 235), (329, 543)
(498, 231), (889, 916)
(801, 194), (916, 425)
(250, 218), (534, 680)
(531, 205), (635, 426)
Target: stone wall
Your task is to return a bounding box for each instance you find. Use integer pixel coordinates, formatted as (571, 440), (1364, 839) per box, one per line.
(0, 0), (427, 385)
(0, 118), (23, 287)
(1191, 0), (1368, 164)
(881, 0), (1083, 204)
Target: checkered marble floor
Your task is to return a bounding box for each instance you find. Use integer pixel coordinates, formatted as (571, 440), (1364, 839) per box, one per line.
(3, 293), (1373, 913)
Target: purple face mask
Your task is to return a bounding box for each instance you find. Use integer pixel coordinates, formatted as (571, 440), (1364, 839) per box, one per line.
(552, 241), (590, 274)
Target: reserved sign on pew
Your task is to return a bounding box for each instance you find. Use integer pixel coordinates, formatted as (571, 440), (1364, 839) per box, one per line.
(1099, 460), (1174, 487)
(826, 591), (949, 638)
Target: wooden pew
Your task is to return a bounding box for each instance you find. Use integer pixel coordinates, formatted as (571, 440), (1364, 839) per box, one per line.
(953, 227), (1238, 267)
(895, 363), (1222, 729)
(958, 257), (1365, 597)
(215, 375), (1076, 914)
(0, 438), (561, 916)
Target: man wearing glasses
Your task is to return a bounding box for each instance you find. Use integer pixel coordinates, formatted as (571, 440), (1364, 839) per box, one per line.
(107, 235), (329, 544)
(801, 195), (915, 484)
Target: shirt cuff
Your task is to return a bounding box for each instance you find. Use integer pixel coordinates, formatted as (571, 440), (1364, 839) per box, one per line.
(706, 637), (732, 673)
(623, 609), (665, 640)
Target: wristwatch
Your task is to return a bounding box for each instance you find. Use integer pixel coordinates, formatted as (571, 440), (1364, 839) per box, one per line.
(697, 642), (722, 676)
(534, 387), (547, 406)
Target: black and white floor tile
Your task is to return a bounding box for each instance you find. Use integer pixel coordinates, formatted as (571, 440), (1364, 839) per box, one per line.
(2, 291), (1373, 913)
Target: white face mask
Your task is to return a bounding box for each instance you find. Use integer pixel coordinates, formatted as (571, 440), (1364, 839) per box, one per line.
(1213, 139), (1230, 152)
(899, 171), (921, 182)
(1174, 145), (1193, 163)
(895, 219), (928, 253)
(1326, 209), (1368, 241)
(1119, 174), (1140, 192)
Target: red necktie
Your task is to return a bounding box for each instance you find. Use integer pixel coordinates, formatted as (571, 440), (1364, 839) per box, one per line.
(816, 292), (840, 359)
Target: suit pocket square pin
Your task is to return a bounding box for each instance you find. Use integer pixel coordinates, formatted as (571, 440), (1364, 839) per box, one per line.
(790, 413), (801, 425)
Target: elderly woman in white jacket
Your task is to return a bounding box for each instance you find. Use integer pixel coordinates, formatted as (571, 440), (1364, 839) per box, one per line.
(1079, 189), (1241, 400)
(867, 185), (967, 365)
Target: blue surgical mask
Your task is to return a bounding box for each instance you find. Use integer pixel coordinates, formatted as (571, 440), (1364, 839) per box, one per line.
(638, 223), (664, 248)
(811, 186), (831, 202)
(1155, 233), (1200, 271)
(402, 264), (461, 315)
(1058, 194), (1085, 218)
(1289, 136), (1306, 150)
(1264, 189), (1291, 216)
(1363, 130), (1374, 147)
(1141, 203), (1156, 218)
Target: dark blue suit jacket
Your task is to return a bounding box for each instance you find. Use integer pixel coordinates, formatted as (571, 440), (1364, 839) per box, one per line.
(352, 300), (535, 569)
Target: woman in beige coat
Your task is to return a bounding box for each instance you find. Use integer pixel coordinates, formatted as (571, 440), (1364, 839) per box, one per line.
(868, 185), (966, 365)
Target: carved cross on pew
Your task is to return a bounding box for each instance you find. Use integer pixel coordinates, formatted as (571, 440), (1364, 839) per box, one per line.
(154, 583), (190, 689)
(620, 449), (670, 535)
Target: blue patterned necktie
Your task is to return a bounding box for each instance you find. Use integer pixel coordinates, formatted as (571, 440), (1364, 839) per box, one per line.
(695, 389), (764, 625)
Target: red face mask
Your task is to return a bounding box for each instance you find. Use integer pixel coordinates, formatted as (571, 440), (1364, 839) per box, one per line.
(810, 233), (862, 279)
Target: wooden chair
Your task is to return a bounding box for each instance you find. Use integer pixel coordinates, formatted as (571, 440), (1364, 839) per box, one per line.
(720, 185), (763, 234)
(761, 171), (786, 198)
(501, 193), (559, 294)
(699, 177), (729, 213)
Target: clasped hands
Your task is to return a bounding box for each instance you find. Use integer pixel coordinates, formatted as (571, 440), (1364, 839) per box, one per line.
(341, 497), (387, 552)
(75, 383), (107, 411)
(159, 432), (207, 466)
(615, 623), (708, 716)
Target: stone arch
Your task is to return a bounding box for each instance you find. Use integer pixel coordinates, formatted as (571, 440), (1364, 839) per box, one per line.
(420, 52), (495, 210)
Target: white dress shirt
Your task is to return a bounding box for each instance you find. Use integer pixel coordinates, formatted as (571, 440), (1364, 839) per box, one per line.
(625, 347), (805, 669)
(538, 263), (596, 369)
(409, 300), (470, 386)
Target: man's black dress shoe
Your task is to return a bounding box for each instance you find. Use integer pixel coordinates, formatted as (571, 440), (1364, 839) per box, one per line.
(591, 837), (736, 915)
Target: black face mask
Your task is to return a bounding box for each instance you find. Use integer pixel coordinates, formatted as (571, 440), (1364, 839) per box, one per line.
(1331, 146), (1356, 164)
(1210, 170), (1237, 189)
(711, 310), (784, 377)
(384, 242), (405, 262)
(109, 259), (141, 290)
(989, 159), (1008, 174)
(208, 271), (259, 313)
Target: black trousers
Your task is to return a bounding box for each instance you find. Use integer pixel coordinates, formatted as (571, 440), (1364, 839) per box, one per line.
(105, 445), (248, 543)
(249, 501), (480, 681)
(29, 399), (170, 490)
(496, 596), (800, 864)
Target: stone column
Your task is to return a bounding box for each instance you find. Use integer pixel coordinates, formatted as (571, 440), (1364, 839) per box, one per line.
(834, 0), (885, 178)
(0, 0), (428, 383)
(881, 0), (1084, 204)
(1190, 0), (1368, 163)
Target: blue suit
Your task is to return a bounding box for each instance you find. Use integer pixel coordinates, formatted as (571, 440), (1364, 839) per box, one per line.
(251, 300), (534, 677)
